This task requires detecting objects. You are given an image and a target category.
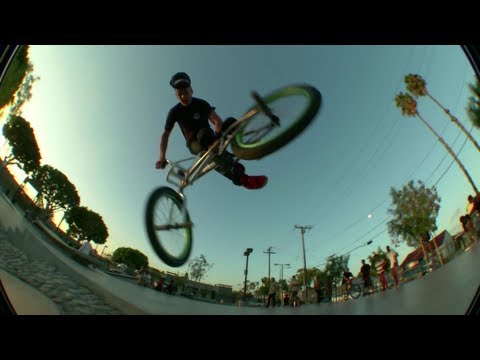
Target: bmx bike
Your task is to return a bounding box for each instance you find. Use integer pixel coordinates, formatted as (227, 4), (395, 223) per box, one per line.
(145, 84), (321, 267)
(343, 282), (362, 300)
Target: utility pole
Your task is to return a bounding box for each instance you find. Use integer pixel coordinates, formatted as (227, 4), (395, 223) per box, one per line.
(263, 247), (276, 285)
(274, 263), (290, 281)
(294, 225), (312, 303)
(243, 248), (253, 299)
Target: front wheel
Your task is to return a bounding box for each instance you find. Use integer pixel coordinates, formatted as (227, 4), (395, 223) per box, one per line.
(145, 187), (193, 267)
(231, 84), (321, 160)
(349, 284), (362, 299)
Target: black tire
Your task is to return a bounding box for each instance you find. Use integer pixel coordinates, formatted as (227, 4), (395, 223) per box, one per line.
(349, 284), (362, 299)
(145, 187), (192, 267)
(231, 84), (321, 160)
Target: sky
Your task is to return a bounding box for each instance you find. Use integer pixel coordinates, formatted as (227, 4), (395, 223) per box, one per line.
(2, 45), (479, 290)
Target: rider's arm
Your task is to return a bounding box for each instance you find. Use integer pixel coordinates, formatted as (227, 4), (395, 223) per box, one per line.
(209, 111), (223, 134)
(156, 129), (171, 168)
(160, 129), (171, 158)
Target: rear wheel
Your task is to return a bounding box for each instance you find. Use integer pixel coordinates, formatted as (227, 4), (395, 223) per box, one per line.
(231, 84), (321, 160)
(145, 187), (192, 267)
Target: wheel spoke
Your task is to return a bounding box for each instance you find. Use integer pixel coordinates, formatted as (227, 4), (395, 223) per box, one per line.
(145, 187), (192, 267)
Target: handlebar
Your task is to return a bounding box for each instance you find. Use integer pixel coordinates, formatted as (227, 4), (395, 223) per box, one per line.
(164, 158), (195, 188)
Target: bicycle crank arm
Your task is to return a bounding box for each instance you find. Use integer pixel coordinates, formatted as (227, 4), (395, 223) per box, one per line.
(251, 91), (280, 126)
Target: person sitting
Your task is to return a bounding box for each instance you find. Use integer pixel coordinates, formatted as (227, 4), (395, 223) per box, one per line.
(165, 279), (177, 295)
(78, 240), (92, 256)
(154, 276), (165, 291)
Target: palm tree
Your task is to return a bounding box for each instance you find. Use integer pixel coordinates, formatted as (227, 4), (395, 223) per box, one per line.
(404, 73), (480, 153)
(466, 77), (480, 128)
(395, 92), (479, 194)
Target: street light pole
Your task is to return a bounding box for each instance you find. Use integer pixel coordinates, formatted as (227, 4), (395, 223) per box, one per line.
(101, 245), (108, 256)
(344, 240), (373, 256)
(243, 248), (253, 299)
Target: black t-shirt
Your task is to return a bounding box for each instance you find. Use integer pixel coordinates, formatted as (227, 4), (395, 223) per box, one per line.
(341, 271), (353, 284)
(361, 264), (371, 278)
(165, 98), (214, 143)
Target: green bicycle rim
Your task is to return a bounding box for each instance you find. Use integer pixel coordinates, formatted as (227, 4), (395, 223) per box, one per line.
(234, 85), (316, 150)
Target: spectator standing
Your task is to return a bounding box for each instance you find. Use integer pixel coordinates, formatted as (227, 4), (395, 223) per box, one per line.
(266, 278), (277, 307)
(154, 276), (165, 291)
(289, 275), (300, 307)
(375, 254), (388, 291)
(360, 259), (374, 295)
(467, 194), (480, 234)
(325, 277), (332, 302)
(386, 246), (400, 287)
(460, 214), (478, 247)
(467, 194), (480, 215)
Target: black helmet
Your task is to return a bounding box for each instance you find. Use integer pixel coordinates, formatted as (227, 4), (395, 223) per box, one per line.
(170, 72), (191, 89)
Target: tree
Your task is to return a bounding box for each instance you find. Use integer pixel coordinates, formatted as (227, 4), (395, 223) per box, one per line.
(65, 205), (109, 245)
(324, 254), (350, 286)
(256, 277), (270, 298)
(31, 164), (80, 217)
(387, 180), (441, 262)
(466, 77), (480, 128)
(0, 45), (32, 112)
(312, 268), (329, 285)
(111, 247), (148, 270)
(187, 254), (213, 283)
(404, 73), (480, 153)
(296, 267), (322, 288)
(277, 278), (288, 293)
(367, 247), (389, 275)
(2, 115), (41, 173)
(9, 72), (40, 116)
(241, 277), (259, 299)
(395, 92), (479, 194)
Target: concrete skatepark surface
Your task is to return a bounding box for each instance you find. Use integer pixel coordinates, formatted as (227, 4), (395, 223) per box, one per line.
(1, 189), (479, 315)
(0, 268), (61, 315)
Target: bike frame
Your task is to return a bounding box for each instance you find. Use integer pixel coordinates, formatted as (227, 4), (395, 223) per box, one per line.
(164, 94), (279, 197)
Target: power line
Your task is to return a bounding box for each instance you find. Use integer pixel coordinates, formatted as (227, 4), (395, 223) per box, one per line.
(432, 123), (473, 188)
(312, 72), (474, 257)
(305, 50), (475, 269)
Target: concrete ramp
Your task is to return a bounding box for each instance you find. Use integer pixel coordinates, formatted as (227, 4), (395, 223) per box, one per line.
(0, 268), (62, 315)
(1, 190), (479, 315)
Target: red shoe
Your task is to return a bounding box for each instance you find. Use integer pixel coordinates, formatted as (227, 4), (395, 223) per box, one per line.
(240, 175), (268, 190)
